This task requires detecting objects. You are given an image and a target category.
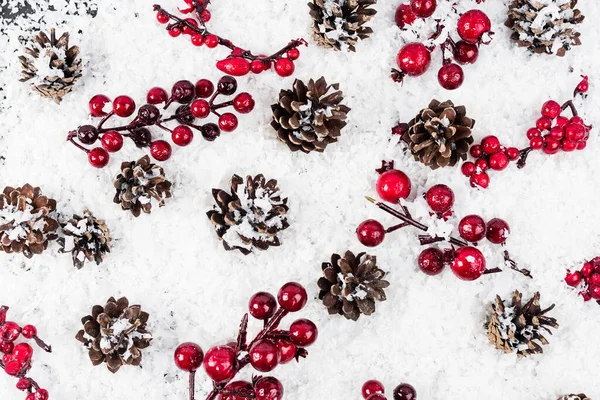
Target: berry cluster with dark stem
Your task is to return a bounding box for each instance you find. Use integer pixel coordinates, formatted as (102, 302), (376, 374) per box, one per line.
(67, 76), (255, 168)
(0, 306), (51, 400)
(565, 257), (600, 303)
(153, 0), (307, 77)
(361, 379), (417, 400)
(174, 282), (316, 400)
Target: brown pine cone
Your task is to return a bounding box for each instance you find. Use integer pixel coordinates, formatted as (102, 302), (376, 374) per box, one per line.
(271, 77), (350, 154)
(317, 251), (389, 321)
(505, 0), (584, 57)
(486, 291), (558, 358)
(207, 174), (289, 255)
(58, 210), (111, 269)
(75, 297), (152, 374)
(0, 184), (59, 258)
(558, 395), (591, 400)
(402, 99), (474, 169)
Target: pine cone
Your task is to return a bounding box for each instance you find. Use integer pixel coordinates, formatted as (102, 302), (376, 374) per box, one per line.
(402, 99), (474, 169)
(0, 184), (59, 258)
(207, 174), (289, 255)
(113, 155), (172, 217)
(58, 210), (111, 269)
(271, 77), (350, 154)
(317, 251), (389, 321)
(308, 0), (377, 52)
(18, 28), (82, 103)
(505, 0), (584, 57)
(558, 395), (591, 400)
(486, 291), (558, 358)
(75, 297), (152, 374)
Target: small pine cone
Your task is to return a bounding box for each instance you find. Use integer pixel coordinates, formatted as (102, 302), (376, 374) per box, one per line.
(113, 155), (172, 217)
(308, 0), (377, 52)
(402, 99), (475, 169)
(0, 184), (59, 258)
(207, 174), (289, 255)
(558, 395), (591, 400)
(505, 0), (584, 57)
(317, 251), (389, 321)
(18, 28), (82, 103)
(75, 297), (152, 374)
(271, 77), (350, 154)
(58, 210), (111, 269)
(486, 291), (558, 358)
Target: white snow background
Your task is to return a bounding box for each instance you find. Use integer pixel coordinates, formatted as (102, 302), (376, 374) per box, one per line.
(1, 0), (600, 399)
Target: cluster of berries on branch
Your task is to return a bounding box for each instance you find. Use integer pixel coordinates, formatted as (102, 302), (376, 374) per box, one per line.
(565, 257), (600, 304)
(174, 282), (316, 400)
(356, 161), (531, 281)
(0, 306), (51, 400)
(68, 76), (254, 168)
(361, 379), (416, 400)
(392, 1), (492, 90)
(153, 0), (307, 77)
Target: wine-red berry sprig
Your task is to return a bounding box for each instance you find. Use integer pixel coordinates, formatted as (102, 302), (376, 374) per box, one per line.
(67, 76), (255, 168)
(173, 282), (316, 400)
(0, 306), (51, 400)
(565, 257), (600, 303)
(361, 379), (417, 400)
(356, 161), (531, 281)
(153, 0), (308, 77)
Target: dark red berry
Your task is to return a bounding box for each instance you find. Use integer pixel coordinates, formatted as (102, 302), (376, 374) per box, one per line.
(89, 94), (111, 117)
(437, 63), (464, 90)
(590, 285), (600, 300)
(277, 282), (307, 312)
(396, 43), (431, 76)
(461, 161), (476, 177)
(201, 123), (221, 141)
(470, 144), (482, 158)
(289, 318), (318, 347)
(376, 169), (411, 202)
(191, 99), (211, 118)
(171, 80), (196, 104)
(218, 113), (238, 132)
(481, 135), (501, 154)
(150, 140), (172, 161)
(541, 100), (561, 119)
(195, 79), (215, 98)
(217, 76), (238, 95)
(410, 0), (436, 18)
(174, 342), (204, 372)
(219, 381), (254, 400)
(453, 40), (478, 64)
(101, 130), (124, 152)
(172, 125), (194, 146)
(254, 376), (284, 400)
(248, 292), (277, 320)
(451, 246), (486, 281)
(275, 58), (295, 77)
(203, 346), (237, 383)
(249, 339), (280, 372)
(489, 152), (509, 171)
(470, 172), (489, 188)
(395, 4), (416, 28)
(458, 215), (486, 242)
(362, 380), (385, 399)
(286, 48), (300, 60)
(77, 125), (99, 145)
(276, 340), (296, 364)
(88, 147), (109, 168)
(147, 87), (169, 105)
(425, 184), (454, 213)
(486, 218), (510, 244)
(356, 219), (386, 247)
(233, 93), (255, 114)
(418, 247), (445, 276)
(137, 104), (161, 124)
(457, 10), (491, 44)
(393, 383), (417, 400)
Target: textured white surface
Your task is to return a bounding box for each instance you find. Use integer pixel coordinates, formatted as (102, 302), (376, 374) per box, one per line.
(1, 0), (600, 399)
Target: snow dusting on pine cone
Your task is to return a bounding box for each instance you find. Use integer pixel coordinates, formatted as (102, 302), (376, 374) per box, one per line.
(557, 395), (591, 400)
(207, 174), (289, 255)
(58, 210), (111, 269)
(75, 297), (152, 374)
(0, 184), (59, 258)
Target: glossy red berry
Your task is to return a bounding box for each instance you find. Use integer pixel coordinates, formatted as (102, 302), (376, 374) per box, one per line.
(172, 125), (194, 146)
(458, 215), (486, 242)
(529, 137), (544, 150)
(233, 93), (255, 114)
(157, 12), (170, 24)
(248, 292), (277, 320)
(469, 144), (482, 158)
(396, 43), (431, 77)
(182, 18), (199, 35)
(13, 343), (33, 363)
(251, 59), (265, 74)
(506, 147), (519, 160)
(543, 136), (560, 155)
(590, 285), (600, 300)
(362, 380), (385, 399)
(486, 218), (510, 244)
(461, 161), (476, 177)
(150, 140), (172, 161)
(174, 342), (204, 372)
(195, 79), (215, 98)
(536, 117), (552, 131)
(367, 395), (387, 400)
(219, 381), (254, 400)
(0, 323), (18, 342)
(425, 184), (454, 213)
(88, 147), (109, 168)
(276, 340), (296, 364)
(470, 172), (489, 188)
(376, 169), (411, 202)
(112, 95), (136, 118)
(561, 139), (577, 152)
(555, 116), (569, 127)
(16, 377), (31, 390)
(0, 341), (13, 354)
(275, 58), (295, 77)
(277, 282), (307, 312)
(418, 247), (445, 276)
(481, 135), (500, 154)
(289, 318), (318, 347)
(565, 123), (586, 142)
(147, 87), (169, 104)
(489, 152), (509, 171)
(437, 63), (464, 90)
(101, 130), (124, 152)
(171, 80), (196, 104)
(410, 0), (436, 18)
(191, 34), (204, 46)
(451, 246), (486, 281)
(589, 273), (600, 286)
(203, 346), (237, 383)
(541, 100), (561, 119)
(249, 339), (280, 372)
(205, 34), (219, 48)
(393, 383), (417, 400)
(549, 127), (564, 140)
(395, 4), (417, 28)
(200, 9), (211, 22)
(191, 99), (211, 118)
(89, 94), (111, 117)
(216, 58), (251, 77)
(356, 219), (386, 247)
(581, 262), (593, 277)
(4, 361), (25, 376)
(576, 75), (589, 94)
(475, 158), (488, 171)
(457, 10), (491, 44)
(453, 40), (478, 64)
(526, 128), (541, 139)
(218, 113), (239, 132)
(286, 48), (300, 60)
(254, 376), (284, 400)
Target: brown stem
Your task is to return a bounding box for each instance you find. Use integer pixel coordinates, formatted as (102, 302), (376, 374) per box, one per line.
(561, 100), (578, 117)
(386, 222), (410, 233)
(504, 250), (533, 279)
(189, 371), (196, 400)
(97, 111), (115, 130)
(33, 336), (52, 353)
(236, 314), (248, 351)
(483, 267), (502, 275)
(68, 137), (90, 153)
(517, 147), (532, 169)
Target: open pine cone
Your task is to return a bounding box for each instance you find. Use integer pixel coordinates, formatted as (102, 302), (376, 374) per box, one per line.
(558, 395), (590, 400)
(317, 251), (389, 321)
(402, 99), (475, 169)
(271, 77), (350, 154)
(18, 28), (82, 103)
(58, 210), (111, 269)
(0, 184), (59, 258)
(75, 297), (152, 374)
(486, 291), (558, 358)
(207, 174), (289, 255)
(505, 0), (584, 57)
(308, 0), (377, 52)
(113, 155), (172, 217)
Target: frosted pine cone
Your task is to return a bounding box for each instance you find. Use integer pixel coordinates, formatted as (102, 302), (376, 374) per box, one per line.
(58, 210), (111, 269)
(557, 395), (590, 400)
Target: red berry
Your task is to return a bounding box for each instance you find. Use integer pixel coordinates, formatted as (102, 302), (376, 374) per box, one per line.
(536, 117), (552, 131)
(88, 147), (109, 168)
(195, 79), (215, 98)
(251, 59), (265, 74)
(481, 135), (501, 154)
(21, 325), (37, 339)
(565, 271), (582, 287)
(461, 161), (476, 177)
(486, 218), (510, 244)
(475, 158), (488, 171)
(233, 93), (255, 114)
(541, 100), (561, 119)
(470, 144), (482, 157)
(112, 95), (136, 117)
(13, 343), (33, 363)
(277, 282), (307, 312)
(589, 273), (600, 286)
(0, 322), (20, 342)
(418, 247), (445, 276)
(191, 34), (204, 46)
(549, 127), (564, 140)
(191, 99), (211, 118)
(425, 184), (454, 213)
(543, 136), (560, 155)
(174, 342), (204, 372)
(172, 125), (194, 146)
(393, 383), (417, 400)
(576, 75), (589, 94)
(437, 63), (464, 90)
(275, 58), (295, 77)
(453, 40), (478, 64)
(200, 9), (211, 22)
(289, 318), (318, 347)
(565, 123), (586, 142)
(150, 140), (172, 161)
(470, 172), (489, 188)
(89, 94), (111, 117)
(529, 137), (543, 150)
(457, 10), (491, 44)
(218, 113), (239, 132)
(489, 152), (509, 171)
(147, 87), (169, 104)
(248, 292), (277, 320)
(169, 27), (182, 37)
(367, 395), (387, 400)
(157, 12), (170, 24)
(581, 262), (593, 277)
(561, 139), (577, 152)
(506, 147), (519, 160)
(356, 219), (386, 247)
(182, 18), (199, 35)
(570, 116), (585, 125)
(286, 48), (300, 60)
(576, 141), (587, 150)
(219, 381), (254, 400)
(254, 376), (284, 400)
(249, 339), (280, 372)
(526, 128), (541, 140)
(362, 380), (385, 399)
(4, 361), (25, 376)
(458, 215), (486, 242)
(396, 43), (431, 76)
(205, 34), (219, 48)
(376, 169), (411, 202)
(410, 0), (436, 18)
(276, 340), (296, 364)
(0, 341), (14, 354)
(203, 346), (237, 383)
(451, 246), (486, 281)
(16, 377), (31, 390)
(395, 4), (417, 28)
(216, 57), (251, 77)
(590, 285), (600, 300)
(555, 116), (569, 127)
(101, 130), (124, 152)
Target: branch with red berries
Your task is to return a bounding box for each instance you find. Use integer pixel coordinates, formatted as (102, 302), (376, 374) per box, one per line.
(153, 0), (307, 77)
(67, 76), (255, 168)
(174, 282), (317, 400)
(361, 379), (416, 400)
(0, 306), (51, 400)
(357, 162), (531, 281)
(565, 257), (600, 304)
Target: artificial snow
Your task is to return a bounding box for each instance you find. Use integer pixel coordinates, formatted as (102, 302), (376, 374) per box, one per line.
(1, 0), (600, 399)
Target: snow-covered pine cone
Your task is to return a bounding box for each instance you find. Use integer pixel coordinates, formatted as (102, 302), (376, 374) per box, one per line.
(557, 395), (590, 400)
(58, 210), (111, 269)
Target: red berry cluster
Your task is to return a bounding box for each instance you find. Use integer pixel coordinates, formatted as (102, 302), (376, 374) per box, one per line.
(565, 258), (600, 303)
(154, 1), (307, 77)
(392, 1), (492, 90)
(0, 306), (51, 400)
(361, 379), (417, 400)
(67, 76), (254, 168)
(173, 282), (316, 400)
(461, 135), (520, 189)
